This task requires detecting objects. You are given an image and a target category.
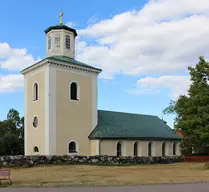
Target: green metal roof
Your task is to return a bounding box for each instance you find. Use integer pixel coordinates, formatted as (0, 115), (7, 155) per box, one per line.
(44, 24), (77, 37)
(47, 56), (102, 72)
(89, 110), (181, 140)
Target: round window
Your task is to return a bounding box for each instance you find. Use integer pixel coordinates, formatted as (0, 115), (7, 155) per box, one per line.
(33, 116), (38, 128)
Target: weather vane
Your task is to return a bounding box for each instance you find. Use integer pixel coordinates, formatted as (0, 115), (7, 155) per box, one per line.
(59, 11), (64, 24)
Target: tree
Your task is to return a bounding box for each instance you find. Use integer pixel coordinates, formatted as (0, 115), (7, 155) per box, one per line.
(163, 56), (209, 155)
(0, 109), (24, 155)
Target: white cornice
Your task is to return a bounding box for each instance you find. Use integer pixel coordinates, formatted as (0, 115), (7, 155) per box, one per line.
(21, 59), (49, 76)
(21, 58), (101, 77)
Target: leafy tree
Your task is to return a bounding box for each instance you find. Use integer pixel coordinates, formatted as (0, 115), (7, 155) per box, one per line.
(163, 56), (209, 155)
(0, 109), (24, 155)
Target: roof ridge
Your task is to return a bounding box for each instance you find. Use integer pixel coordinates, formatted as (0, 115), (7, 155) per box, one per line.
(98, 109), (158, 117)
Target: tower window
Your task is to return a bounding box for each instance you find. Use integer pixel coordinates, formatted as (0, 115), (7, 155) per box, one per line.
(33, 83), (38, 101)
(55, 34), (60, 48)
(68, 141), (77, 153)
(70, 82), (78, 100)
(48, 36), (51, 50)
(66, 35), (70, 49)
(33, 116), (38, 128)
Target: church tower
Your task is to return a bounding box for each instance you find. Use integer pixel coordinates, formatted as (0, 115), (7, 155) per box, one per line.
(45, 12), (77, 59)
(21, 12), (102, 156)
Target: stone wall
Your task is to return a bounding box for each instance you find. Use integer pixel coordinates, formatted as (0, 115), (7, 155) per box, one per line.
(0, 155), (184, 168)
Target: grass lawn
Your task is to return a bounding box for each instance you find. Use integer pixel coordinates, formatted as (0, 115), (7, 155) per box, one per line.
(2, 162), (209, 187)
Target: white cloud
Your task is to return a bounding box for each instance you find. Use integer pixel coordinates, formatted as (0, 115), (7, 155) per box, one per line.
(0, 43), (41, 71)
(75, 0), (209, 79)
(87, 15), (101, 25)
(128, 76), (191, 99)
(66, 21), (76, 28)
(99, 72), (115, 80)
(0, 74), (24, 92)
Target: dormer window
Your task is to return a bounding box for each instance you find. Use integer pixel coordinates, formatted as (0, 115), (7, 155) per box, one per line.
(66, 35), (70, 49)
(48, 36), (51, 50)
(55, 34), (60, 48)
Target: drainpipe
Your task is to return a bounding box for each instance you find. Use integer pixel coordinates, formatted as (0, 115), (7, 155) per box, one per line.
(99, 140), (103, 156)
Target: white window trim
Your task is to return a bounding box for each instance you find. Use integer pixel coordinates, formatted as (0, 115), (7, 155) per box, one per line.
(69, 81), (80, 102)
(66, 35), (70, 50)
(116, 141), (125, 156)
(32, 115), (39, 129)
(67, 140), (79, 155)
(134, 141), (140, 157)
(48, 35), (52, 50)
(32, 82), (39, 102)
(162, 141), (167, 156)
(55, 33), (60, 49)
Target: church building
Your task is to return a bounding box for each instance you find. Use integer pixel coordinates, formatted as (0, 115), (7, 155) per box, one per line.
(21, 13), (182, 157)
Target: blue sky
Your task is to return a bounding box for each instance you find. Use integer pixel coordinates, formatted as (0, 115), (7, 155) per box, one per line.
(1, 0), (209, 128)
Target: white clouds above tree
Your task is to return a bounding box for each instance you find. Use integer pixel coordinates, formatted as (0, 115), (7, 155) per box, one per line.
(75, 0), (209, 99)
(0, 74), (23, 92)
(0, 43), (40, 71)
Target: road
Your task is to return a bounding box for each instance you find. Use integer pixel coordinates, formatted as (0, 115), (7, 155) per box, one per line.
(1, 182), (209, 192)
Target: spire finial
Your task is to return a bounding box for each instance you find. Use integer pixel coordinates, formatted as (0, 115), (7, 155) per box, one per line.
(59, 11), (64, 25)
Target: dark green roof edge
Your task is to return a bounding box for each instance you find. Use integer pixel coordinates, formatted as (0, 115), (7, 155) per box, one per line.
(44, 24), (77, 37)
(20, 56), (102, 74)
(88, 136), (182, 141)
(95, 109), (160, 118)
(47, 56), (102, 72)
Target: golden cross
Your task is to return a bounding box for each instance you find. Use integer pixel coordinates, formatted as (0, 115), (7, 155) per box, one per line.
(59, 11), (64, 24)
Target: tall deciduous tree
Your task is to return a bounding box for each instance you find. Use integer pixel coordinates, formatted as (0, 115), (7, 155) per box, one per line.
(163, 56), (209, 155)
(0, 109), (24, 155)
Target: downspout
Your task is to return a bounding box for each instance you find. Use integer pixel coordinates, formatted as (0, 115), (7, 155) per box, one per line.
(99, 140), (103, 155)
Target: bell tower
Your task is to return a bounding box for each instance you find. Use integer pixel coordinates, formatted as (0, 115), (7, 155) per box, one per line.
(21, 12), (102, 156)
(45, 12), (77, 59)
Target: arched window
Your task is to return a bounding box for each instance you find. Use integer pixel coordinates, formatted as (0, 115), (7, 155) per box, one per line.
(33, 116), (38, 128)
(162, 142), (166, 156)
(173, 142), (176, 155)
(68, 141), (77, 153)
(66, 35), (70, 49)
(34, 146), (39, 152)
(70, 82), (78, 100)
(116, 141), (122, 156)
(134, 142), (138, 156)
(55, 34), (60, 48)
(33, 83), (38, 101)
(148, 142), (152, 156)
(48, 36), (51, 50)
